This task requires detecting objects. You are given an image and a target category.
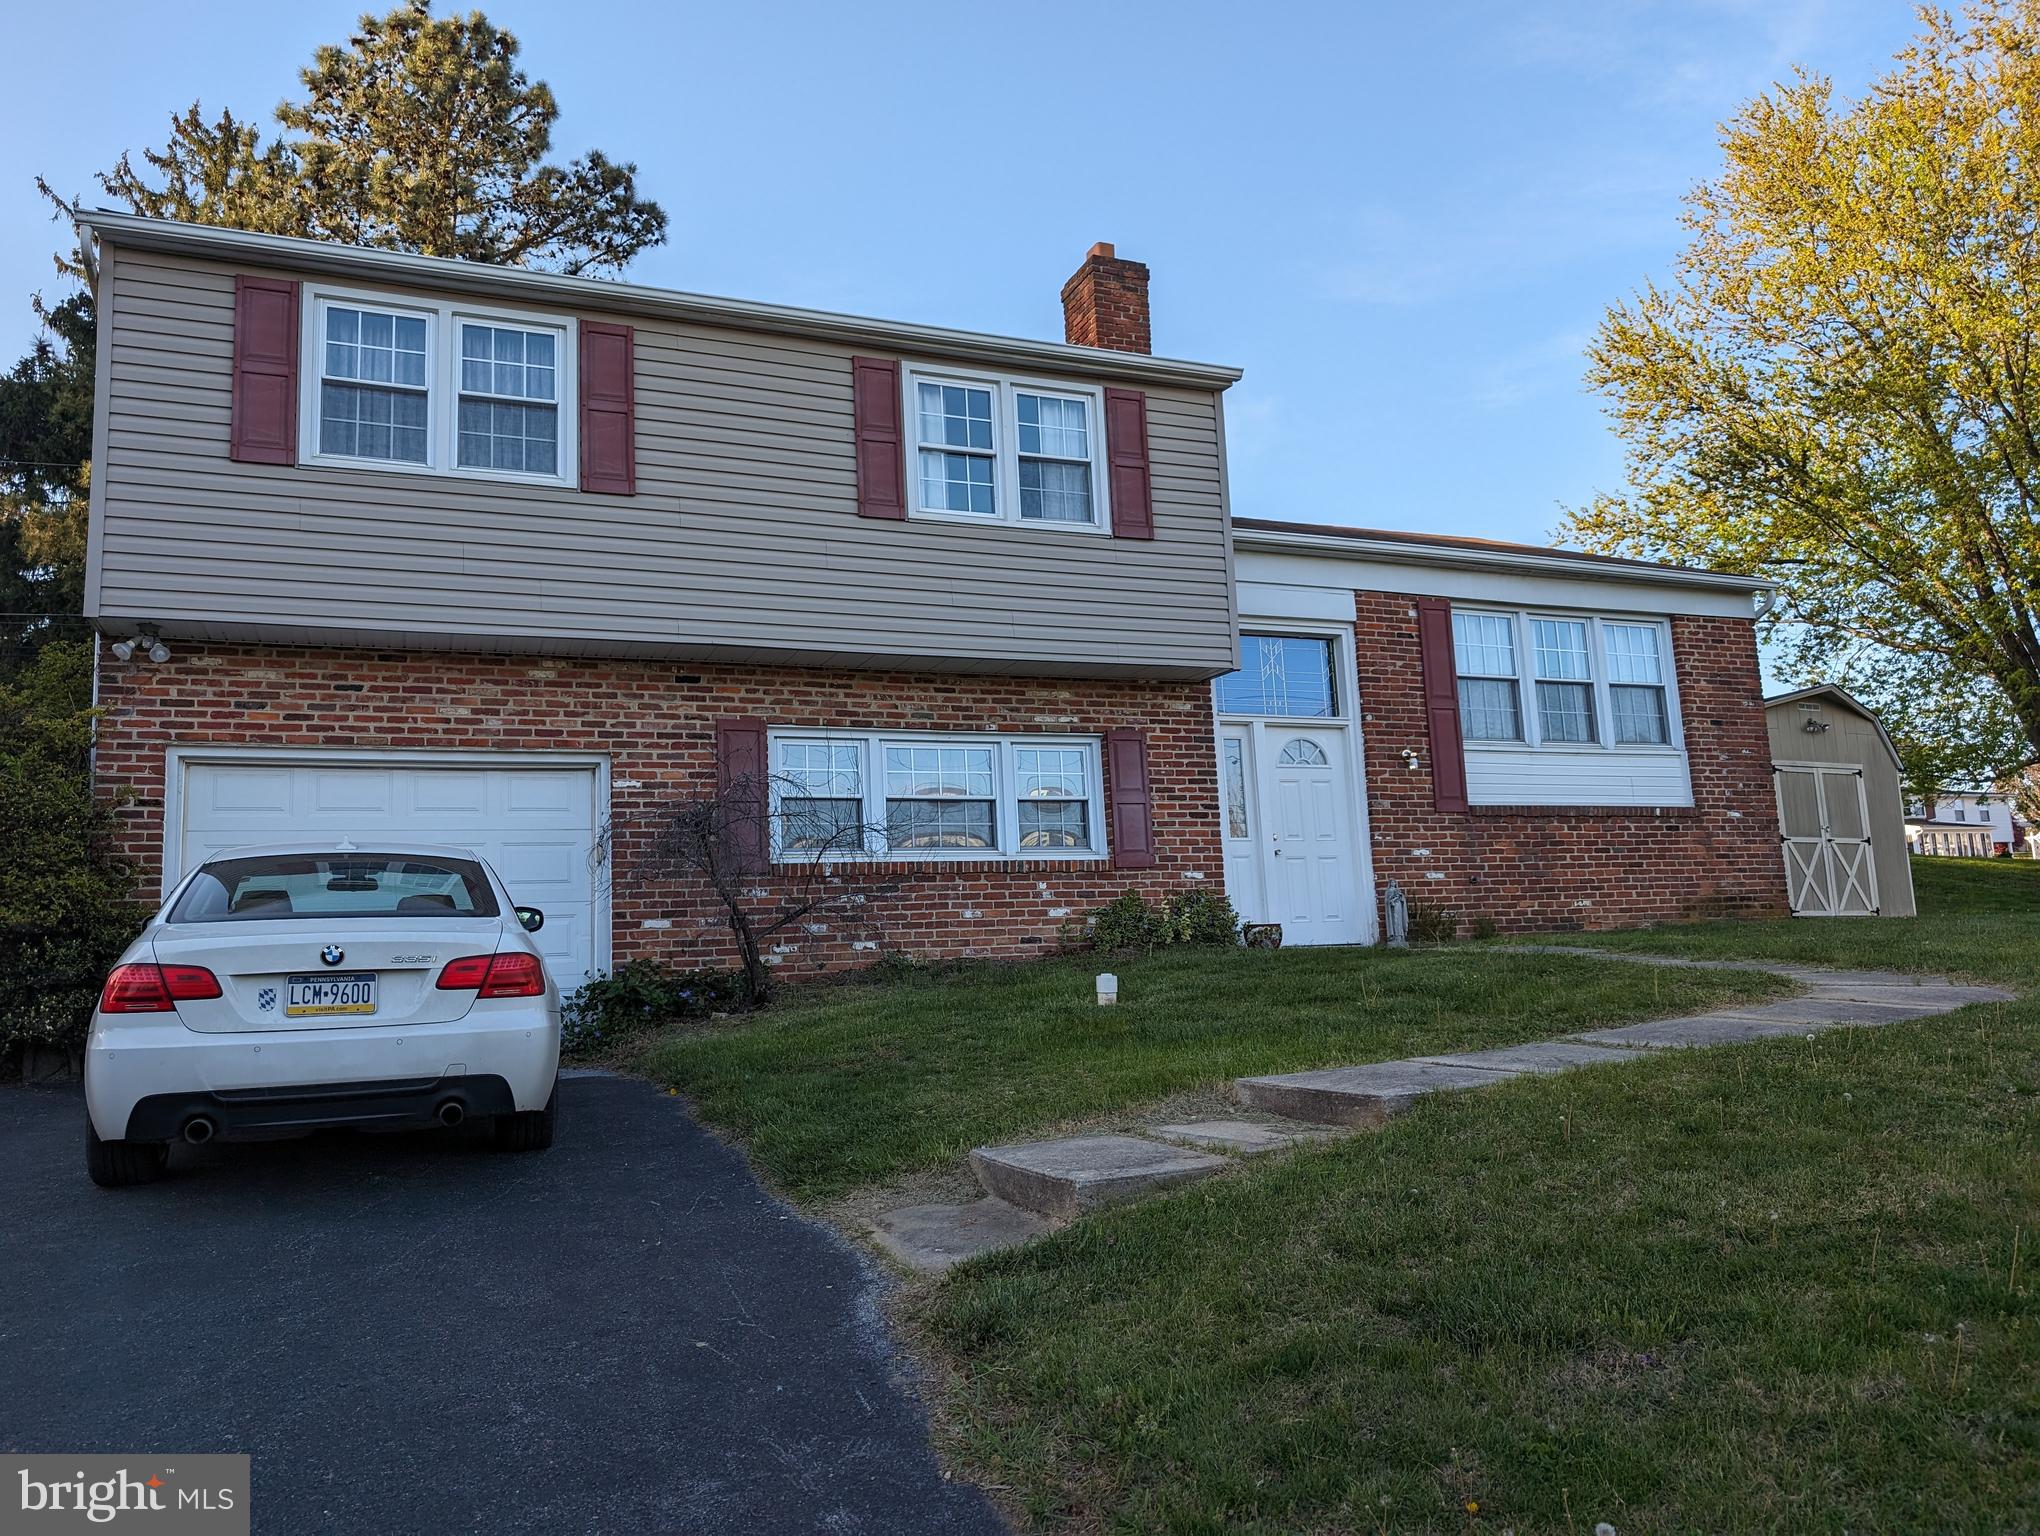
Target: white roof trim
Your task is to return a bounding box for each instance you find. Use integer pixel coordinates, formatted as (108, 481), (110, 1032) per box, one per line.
(75, 209), (1242, 391)
(1230, 523), (1773, 595)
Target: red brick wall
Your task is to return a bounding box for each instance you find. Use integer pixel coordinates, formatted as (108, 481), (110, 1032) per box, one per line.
(1353, 593), (1788, 934)
(93, 645), (1222, 978)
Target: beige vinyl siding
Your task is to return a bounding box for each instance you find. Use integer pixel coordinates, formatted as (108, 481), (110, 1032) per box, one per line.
(91, 246), (1237, 679)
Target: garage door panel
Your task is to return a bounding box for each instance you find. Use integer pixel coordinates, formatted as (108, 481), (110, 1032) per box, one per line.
(177, 760), (603, 983)
(502, 773), (588, 820)
(407, 771), (492, 819)
(490, 839), (591, 901)
(191, 766), (296, 821)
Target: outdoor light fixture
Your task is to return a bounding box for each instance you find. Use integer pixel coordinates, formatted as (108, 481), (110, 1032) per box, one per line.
(109, 633), (171, 664)
(1401, 747), (1423, 771)
(1802, 718), (1830, 734)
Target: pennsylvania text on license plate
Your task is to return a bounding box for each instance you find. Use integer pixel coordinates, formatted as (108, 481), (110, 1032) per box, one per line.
(285, 973), (378, 1017)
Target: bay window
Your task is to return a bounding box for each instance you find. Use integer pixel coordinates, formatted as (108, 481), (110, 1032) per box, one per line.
(904, 364), (1108, 531)
(1450, 607), (1680, 752)
(769, 731), (1105, 859)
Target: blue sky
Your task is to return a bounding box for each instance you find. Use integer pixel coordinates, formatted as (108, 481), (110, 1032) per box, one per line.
(3, 0), (1920, 545)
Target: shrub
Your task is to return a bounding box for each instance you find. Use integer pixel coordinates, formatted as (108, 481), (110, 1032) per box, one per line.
(1088, 890), (1166, 952)
(1405, 900), (1459, 945)
(1159, 888), (1241, 947)
(561, 959), (747, 1057)
(0, 642), (140, 1071)
(1086, 888), (1240, 953)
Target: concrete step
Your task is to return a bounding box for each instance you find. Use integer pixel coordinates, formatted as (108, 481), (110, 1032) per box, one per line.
(868, 1197), (1050, 1275)
(1413, 1040), (1640, 1073)
(1236, 1060), (1511, 1126)
(1150, 1119), (1335, 1156)
(969, 1134), (1227, 1219)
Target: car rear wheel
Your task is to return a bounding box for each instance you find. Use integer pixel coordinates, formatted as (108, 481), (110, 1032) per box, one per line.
(85, 1121), (170, 1188)
(492, 1082), (557, 1153)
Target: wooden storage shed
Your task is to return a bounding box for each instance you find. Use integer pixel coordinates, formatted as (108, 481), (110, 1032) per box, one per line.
(1764, 686), (1916, 917)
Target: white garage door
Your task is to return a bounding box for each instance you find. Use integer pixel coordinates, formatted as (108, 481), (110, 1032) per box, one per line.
(175, 758), (604, 984)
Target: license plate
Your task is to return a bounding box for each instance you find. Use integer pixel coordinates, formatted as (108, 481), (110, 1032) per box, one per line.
(285, 973), (378, 1017)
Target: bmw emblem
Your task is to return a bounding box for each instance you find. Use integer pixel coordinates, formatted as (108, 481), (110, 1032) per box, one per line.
(321, 944), (345, 967)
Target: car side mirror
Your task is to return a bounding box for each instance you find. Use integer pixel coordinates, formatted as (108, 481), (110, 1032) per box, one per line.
(516, 907), (544, 933)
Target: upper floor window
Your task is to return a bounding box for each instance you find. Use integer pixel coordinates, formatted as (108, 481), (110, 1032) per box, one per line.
(1215, 634), (1339, 718)
(903, 365), (1107, 532)
(1451, 607), (1679, 752)
(303, 287), (576, 486)
(458, 323), (559, 475)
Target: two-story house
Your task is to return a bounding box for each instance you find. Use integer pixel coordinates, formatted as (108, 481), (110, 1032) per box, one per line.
(79, 213), (1240, 984)
(79, 212), (1793, 974)
(1907, 788), (2023, 857)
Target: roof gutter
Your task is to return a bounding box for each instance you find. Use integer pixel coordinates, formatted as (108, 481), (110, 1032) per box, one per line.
(1231, 524), (1775, 596)
(74, 209), (1244, 391)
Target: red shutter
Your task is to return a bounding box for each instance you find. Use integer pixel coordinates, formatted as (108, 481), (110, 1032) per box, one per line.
(229, 276), (299, 465)
(1415, 598), (1469, 813)
(1104, 387), (1154, 539)
(579, 321), (636, 495)
(1106, 727), (1157, 869)
(852, 356), (907, 519)
(716, 717), (770, 874)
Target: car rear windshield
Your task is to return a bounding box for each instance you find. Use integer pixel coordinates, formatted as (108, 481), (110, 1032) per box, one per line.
(168, 854), (501, 922)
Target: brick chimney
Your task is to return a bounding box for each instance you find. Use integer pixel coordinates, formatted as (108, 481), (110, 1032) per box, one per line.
(1061, 242), (1151, 354)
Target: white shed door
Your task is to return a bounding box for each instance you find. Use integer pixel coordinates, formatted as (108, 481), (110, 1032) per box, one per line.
(177, 761), (602, 984)
(1775, 764), (1878, 917)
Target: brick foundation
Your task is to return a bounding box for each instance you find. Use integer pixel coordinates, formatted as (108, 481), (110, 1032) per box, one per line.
(93, 645), (1222, 979)
(1352, 592), (1788, 934)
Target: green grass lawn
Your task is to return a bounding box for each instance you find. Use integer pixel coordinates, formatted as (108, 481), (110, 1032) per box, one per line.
(642, 948), (1787, 1202)
(909, 857), (2038, 1532)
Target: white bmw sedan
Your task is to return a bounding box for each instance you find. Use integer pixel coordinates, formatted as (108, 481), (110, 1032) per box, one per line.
(84, 843), (562, 1187)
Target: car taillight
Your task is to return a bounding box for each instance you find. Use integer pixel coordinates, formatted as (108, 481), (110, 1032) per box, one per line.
(435, 956), (494, 991)
(436, 952), (546, 998)
(99, 963), (222, 1013)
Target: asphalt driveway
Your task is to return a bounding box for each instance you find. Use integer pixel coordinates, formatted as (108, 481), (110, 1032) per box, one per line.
(1, 1073), (1003, 1534)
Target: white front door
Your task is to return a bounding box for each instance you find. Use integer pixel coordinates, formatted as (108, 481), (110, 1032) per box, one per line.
(1775, 764), (1879, 917)
(1260, 731), (1363, 944)
(175, 758), (605, 983)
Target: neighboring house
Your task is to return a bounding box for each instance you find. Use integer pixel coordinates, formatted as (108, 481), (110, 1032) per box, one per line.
(79, 212), (1790, 972)
(79, 213), (1240, 984)
(1906, 788), (2021, 857)
(1763, 686), (1916, 918)
(1213, 524), (1789, 940)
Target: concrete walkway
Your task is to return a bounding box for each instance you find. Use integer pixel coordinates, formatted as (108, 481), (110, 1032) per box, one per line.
(869, 951), (2014, 1274)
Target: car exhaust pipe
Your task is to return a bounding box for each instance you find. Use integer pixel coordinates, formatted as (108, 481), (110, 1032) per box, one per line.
(435, 1099), (466, 1129)
(182, 1116), (217, 1145)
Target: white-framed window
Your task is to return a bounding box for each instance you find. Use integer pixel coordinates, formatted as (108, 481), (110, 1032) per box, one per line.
(1451, 611), (1523, 741)
(301, 284), (577, 486)
(1214, 634), (1341, 718)
(766, 730), (1106, 860)
(1450, 607), (1681, 752)
(902, 364), (1109, 532)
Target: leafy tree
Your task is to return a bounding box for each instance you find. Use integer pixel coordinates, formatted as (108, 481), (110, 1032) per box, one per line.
(79, 0), (667, 275)
(0, 291), (95, 681)
(1567, 0), (2040, 781)
(0, 641), (138, 1067)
